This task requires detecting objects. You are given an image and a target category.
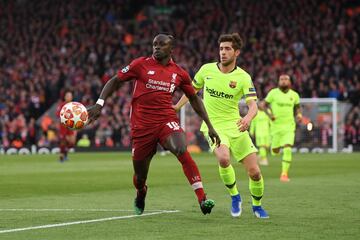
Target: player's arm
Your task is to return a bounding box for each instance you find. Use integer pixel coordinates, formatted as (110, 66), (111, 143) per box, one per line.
(237, 99), (258, 132)
(188, 93), (220, 147)
(264, 101), (275, 121)
(173, 87), (201, 111)
(237, 75), (258, 131)
(87, 59), (142, 123)
(294, 104), (302, 123)
(294, 92), (302, 124)
(249, 117), (255, 138)
(87, 75), (124, 123)
(174, 65), (205, 112)
(179, 68), (220, 146)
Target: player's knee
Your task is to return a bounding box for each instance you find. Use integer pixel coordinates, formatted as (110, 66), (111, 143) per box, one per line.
(249, 168), (261, 181)
(173, 145), (187, 157)
(218, 154), (231, 167)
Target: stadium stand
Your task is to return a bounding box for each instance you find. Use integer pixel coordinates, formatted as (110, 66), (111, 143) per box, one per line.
(0, 0), (359, 150)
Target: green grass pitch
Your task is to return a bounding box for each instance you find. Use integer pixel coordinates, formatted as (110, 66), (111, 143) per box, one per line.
(1, 152), (359, 240)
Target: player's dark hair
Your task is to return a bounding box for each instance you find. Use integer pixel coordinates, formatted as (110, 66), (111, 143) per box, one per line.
(155, 33), (175, 48)
(279, 73), (292, 82)
(218, 33), (244, 50)
(62, 89), (72, 101)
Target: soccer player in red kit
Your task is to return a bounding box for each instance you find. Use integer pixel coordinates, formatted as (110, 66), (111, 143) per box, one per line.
(87, 34), (220, 215)
(57, 91), (77, 162)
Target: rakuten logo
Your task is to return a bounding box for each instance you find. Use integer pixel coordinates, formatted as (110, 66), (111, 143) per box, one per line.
(205, 87), (234, 99)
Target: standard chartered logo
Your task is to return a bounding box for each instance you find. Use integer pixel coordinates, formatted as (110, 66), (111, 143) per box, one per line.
(206, 86), (234, 99)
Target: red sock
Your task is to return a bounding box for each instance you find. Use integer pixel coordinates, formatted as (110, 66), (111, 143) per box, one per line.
(60, 141), (66, 155)
(177, 151), (206, 203)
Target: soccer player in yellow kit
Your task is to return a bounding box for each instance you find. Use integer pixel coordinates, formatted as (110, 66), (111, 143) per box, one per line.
(250, 101), (271, 166)
(264, 74), (302, 182)
(175, 33), (268, 218)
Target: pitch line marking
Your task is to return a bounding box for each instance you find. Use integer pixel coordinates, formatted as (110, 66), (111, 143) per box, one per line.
(0, 210), (180, 234)
(0, 208), (174, 212)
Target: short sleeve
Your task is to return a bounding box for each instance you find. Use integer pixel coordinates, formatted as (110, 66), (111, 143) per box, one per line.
(265, 89), (274, 104)
(242, 74), (257, 102)
(178, 69), (196, 97)
(192, 65), (205, 89)
(117, 57), (144, 81)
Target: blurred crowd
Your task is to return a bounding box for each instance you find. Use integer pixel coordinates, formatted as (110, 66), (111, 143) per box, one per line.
(0, 0), (359, 150)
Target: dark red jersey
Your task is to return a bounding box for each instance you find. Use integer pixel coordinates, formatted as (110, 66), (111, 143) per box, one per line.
(56, 101), (66, 118)
(117, 57), (195, 131)
(57, 101), (76, 136)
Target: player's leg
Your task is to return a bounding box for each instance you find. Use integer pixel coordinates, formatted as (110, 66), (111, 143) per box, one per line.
(59, 137), (67, 162)
(132, 154), (154, 215)
(132, 136), (157, 215)
(212, 137), (242, 217)
(258, 146), (268, 165)
(257, 135), (269, 166)
(270, 131), (281, 155)
(161, 130), (214, 215)
(64, 133), (76, 161)
(242, 153), (269, 218)
(58, 125), (68, 162)
(280, 131), (295, 182)
(232, 134), (269, 218)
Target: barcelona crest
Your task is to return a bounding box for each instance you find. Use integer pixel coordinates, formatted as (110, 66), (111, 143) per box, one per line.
(229, 80), (237, 88)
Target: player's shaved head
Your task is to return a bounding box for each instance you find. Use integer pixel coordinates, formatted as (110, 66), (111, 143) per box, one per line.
(152, 34), (174, 63)
(153, 34), (174, 47)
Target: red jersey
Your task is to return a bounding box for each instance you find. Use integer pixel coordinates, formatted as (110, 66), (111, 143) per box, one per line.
(117, 57), (195, 130)
(57, 101), (75, 137)
(56, 101), (66, 118)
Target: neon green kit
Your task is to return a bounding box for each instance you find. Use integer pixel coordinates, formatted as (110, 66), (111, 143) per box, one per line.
(265, 88), (300, 148)
(193, 63), (257, 161)
(250, 110), (271, 147)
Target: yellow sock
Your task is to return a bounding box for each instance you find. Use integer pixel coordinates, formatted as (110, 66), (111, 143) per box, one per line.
(249, 176), (264, 206)
(219, 165), (239, 196)
(282, 147), (292, 175)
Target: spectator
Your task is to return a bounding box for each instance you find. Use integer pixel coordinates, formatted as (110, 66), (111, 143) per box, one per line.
(0, 0), (359, 149)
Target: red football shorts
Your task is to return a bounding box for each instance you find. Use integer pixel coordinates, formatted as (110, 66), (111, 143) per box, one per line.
(132, 120), (183, 161)
(59, 124), (76, 140)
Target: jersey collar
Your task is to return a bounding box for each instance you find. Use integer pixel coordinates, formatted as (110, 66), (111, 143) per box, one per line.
(216, 62), (237, 74)
(151, 56), (174, 66)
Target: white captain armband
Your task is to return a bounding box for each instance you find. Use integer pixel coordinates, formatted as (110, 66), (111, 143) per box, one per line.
(96, 99), (105, 107)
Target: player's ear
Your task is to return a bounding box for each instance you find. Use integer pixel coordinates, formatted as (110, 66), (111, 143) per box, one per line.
(235, 49), (240, 57)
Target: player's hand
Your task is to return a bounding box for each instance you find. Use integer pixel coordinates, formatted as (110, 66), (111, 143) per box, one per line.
(237, 116), (251, 132)
(87, 104), (102, 124)
(270, 114), (276, 121)
(208, 127), (221, 147)
(296, 113), (302, 124)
